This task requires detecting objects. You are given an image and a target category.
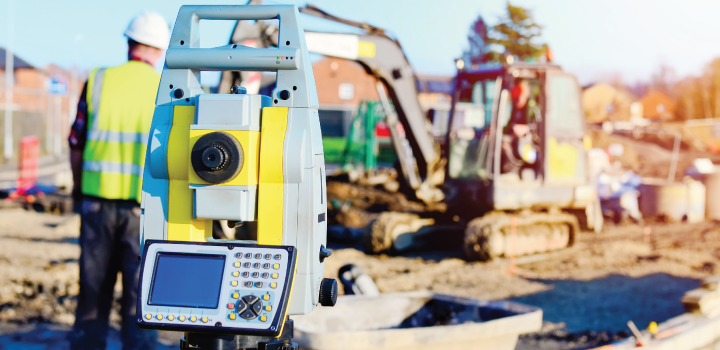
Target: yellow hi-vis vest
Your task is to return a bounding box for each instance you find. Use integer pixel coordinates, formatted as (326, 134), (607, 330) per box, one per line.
(82, 61), (160, 201)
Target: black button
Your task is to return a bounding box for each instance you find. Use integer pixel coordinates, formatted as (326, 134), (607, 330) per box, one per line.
(240, 309), (256, 320)
(262, 273), (269, 279)
(251, 300), (263, 315)
(263, 263), (270, 269)
(252, 272), (259, 278)
(243, 263), (251, 268)
(279, 90), (290, 100)
(253, 263), (260, 269)
(245, 253), (252, 259)
(264, 254), (271, 260)
(242, 272), (249, 278)
(235, 300), (248, 314)
(254, 253), (262, 259)
(243, 295), (259, 305)
(244, 281), (253, 287)
(274, 254), (281, 260)
(254, 282), (263, 288)
(235, 252), (243, 259)
(173, 88), (184, 99)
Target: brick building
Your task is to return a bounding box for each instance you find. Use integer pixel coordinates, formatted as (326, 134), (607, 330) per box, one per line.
(640, 90), (676, 121)
(311, 56), (453, 137)
(582, 82), (638, 124)
(0, 48), (84, 160)
(312, 57), (379, 137)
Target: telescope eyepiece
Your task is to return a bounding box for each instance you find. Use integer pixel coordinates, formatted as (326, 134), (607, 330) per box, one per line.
(202, 144), (228, 171)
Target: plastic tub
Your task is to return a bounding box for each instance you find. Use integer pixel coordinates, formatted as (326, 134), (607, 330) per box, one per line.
(690, 165), (720, 220)
(291, 291), (542, 350)
(638, 178), (706, 223)
(687, 180), (706, 223)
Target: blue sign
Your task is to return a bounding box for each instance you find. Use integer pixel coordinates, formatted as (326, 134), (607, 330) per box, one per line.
(47, 77), (67, 95)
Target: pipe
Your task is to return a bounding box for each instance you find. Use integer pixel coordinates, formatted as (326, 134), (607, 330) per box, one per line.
(4, 0), (14, 161)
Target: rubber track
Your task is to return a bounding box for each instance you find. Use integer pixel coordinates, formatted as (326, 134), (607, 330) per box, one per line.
(464, 211), (580, 261)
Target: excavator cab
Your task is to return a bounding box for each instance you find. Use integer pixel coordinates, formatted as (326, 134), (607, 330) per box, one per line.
(445, 63), (602, 260)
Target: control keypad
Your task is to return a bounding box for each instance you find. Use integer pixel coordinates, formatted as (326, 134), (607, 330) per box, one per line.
(224, 247), (288, 326)
(140, 242), (291, 334)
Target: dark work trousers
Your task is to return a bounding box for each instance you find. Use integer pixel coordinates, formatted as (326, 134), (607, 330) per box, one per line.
(69, 196), (157, 350)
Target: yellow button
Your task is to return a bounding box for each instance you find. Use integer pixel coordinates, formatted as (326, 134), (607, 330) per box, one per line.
(179, 316), (186, 322)
(233, 262), (241, 268)
(232, 271), (239, 277)
(144, 313), (152, 320)
(167, 315), (175, 321)
(270, 282), (277, 289)
(271, 273), (279, 279)
(229, 313), (237, 320)
(264, 305), (272, 311)
(232, 293), (239, 299)
(202, 317), (208, 323)
(272, 263), (280, 270)
(262, 294), (270, 301)
(190, 316), (197, 323)
(260, 315), (267, 322)
(231, 281), (238, 287)
(156, 314), (163, 321)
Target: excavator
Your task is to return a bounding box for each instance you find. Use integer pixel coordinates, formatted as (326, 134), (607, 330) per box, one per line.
(219, 3), (603, 261)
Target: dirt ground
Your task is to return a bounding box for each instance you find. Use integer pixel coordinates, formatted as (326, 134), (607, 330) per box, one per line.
(1, 208), (719, 348)
(323, 220), (720, 336)
(325, 219), (720, 296)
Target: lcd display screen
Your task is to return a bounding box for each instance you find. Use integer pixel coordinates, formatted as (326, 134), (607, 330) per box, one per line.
(148, 253), (225, 308)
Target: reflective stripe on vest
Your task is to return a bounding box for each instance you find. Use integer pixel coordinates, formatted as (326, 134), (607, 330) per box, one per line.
(87, 130), (149, 144)
(82, 61), (160, 201)
(90, 68), (105, 120)
(83, 161), (143, 176)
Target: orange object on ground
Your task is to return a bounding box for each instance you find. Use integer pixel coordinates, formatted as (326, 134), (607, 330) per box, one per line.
(6, 136), (43, 202)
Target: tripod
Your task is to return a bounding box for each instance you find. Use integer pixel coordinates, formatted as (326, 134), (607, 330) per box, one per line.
(181, 318), (298, 350)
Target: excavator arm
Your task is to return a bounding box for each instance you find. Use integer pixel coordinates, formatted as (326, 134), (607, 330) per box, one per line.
(219, 4), (444, 204)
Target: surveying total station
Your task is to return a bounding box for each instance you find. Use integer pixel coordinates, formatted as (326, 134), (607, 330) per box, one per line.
(136, 5), (336, 349)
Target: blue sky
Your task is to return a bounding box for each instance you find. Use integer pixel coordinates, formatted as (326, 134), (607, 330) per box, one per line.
(2, 0), (720, 85)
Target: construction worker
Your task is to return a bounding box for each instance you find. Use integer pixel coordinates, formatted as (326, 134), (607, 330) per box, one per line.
(67, 12), (169, 350)
(501, 79), (539, 175)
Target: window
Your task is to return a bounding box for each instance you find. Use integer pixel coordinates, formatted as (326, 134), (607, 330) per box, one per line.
(448, 78), (498, 180)
(547, 75), (583, 132)
(473, 79), (497, 127)
(338, 83), (354, 100)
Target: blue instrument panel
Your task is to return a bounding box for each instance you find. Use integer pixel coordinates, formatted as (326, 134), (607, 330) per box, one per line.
(136, 240), (296, 336)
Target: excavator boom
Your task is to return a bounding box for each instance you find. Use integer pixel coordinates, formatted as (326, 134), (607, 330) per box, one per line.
(221, 4), (444, 203)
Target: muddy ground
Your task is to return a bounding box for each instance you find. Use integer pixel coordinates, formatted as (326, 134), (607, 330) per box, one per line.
(0, 208), (719, 348)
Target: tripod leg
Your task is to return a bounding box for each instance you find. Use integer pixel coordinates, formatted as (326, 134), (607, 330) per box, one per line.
(181, 318), (296, 350)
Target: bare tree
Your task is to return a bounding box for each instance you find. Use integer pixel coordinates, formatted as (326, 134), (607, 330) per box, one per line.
(650, 64), (677, 98)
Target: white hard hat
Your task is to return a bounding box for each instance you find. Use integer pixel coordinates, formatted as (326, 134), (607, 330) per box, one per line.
(124, 12), (170, 50)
